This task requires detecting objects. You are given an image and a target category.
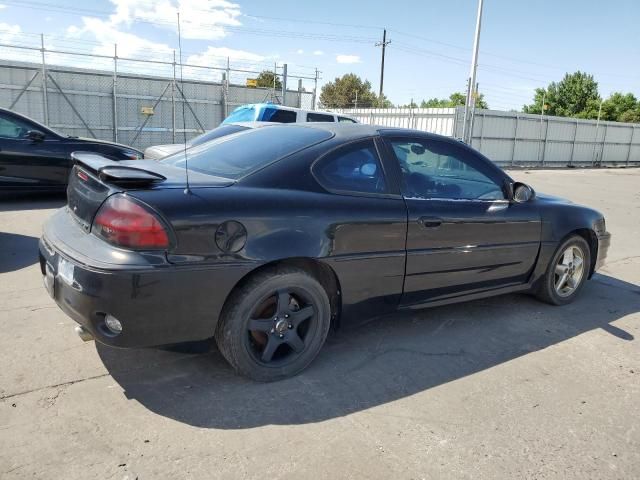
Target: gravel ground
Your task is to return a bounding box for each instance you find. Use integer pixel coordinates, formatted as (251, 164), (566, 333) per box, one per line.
(1, 167), (639, 479)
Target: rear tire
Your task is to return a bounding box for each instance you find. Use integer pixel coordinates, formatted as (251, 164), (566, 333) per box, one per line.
(536, 235), (591, 306)
(215, 267), (331, 382)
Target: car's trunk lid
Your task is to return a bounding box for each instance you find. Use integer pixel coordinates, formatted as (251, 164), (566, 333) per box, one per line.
(67, 152), (233, 229)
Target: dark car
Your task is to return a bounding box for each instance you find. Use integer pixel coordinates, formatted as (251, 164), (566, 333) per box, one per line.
(0, 107), (142, 192)
(39, 124), (610, 381)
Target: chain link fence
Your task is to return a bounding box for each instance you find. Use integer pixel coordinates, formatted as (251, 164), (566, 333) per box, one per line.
(0, 41), (317, 150)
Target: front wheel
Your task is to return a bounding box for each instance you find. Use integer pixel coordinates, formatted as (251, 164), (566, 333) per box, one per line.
(215, 267), (331, 382)
(536, 235), (591, 305)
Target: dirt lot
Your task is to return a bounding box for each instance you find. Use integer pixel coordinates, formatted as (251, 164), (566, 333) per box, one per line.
(1, 168), (639, 479)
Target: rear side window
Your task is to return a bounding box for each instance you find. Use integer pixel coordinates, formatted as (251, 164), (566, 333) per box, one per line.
(260, 107), (297, 123)
(222, 106), (256, 124)
(307, 113), (335, 122)
(313, 139), (387, 194)
(338, 116), (357, 123)
(162, 126), (332, 180)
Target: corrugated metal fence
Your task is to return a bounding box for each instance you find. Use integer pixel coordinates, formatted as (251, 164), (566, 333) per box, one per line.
(0, 59), (315, 150)
(334, 106), (640, 167)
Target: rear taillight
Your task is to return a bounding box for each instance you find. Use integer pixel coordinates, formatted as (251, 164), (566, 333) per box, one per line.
(93, 194), (169, 249)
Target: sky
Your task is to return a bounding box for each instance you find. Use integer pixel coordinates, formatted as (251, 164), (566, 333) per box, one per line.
(0, 0), (638, 111)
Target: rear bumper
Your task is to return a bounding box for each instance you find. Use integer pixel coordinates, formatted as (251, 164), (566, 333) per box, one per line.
(39, 221), (252, 348)
(594, 231), (611, 272)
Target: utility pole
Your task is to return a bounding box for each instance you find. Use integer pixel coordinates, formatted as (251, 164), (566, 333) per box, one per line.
(463, 0), (484, 140)
(354, 90), (358, 109)
(375, 29), (391, 107)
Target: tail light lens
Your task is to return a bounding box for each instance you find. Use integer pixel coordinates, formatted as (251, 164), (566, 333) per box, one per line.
(93, 194), (170, 249)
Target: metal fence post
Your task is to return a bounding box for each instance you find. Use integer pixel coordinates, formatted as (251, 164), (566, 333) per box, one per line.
(598, 124), (607, 166)
(569, 118), (578, 166)
(312, 68), (318, 109)
(112, 43), (118, 142)
(510, 115), (519, 166)
(541, 118), (549, 166)
(298, 78), (302, 108)
(172, 50), (176, 143)
(281, 63), (287, 106)
(627, 126), (635, 166)
(224, 56), (230, 119)
(40, 34), (49, 125)
(221, 72), (227, 120)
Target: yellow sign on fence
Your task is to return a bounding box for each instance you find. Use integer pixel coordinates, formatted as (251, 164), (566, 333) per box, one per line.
(246, 78), (257, 88)
(141, 106), (155, 115)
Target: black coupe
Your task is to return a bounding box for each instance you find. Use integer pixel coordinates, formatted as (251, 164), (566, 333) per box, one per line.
(0, 107), (142, 192)
(39, 123), (610, 381)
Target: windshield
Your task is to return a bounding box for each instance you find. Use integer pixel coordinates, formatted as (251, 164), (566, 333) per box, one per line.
(188, 124), (249, 147)
(222, 106), (256, 124)
(162, 126), (333, 180)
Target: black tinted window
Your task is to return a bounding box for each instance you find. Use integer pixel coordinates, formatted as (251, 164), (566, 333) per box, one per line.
(314, 140), (387, 194)
(307, 113), (335, 122)
(162, 126), (332, 179)
(261, 107), (297, 123)
(388, 138), (504, 200)
(189, 125), (248, 147)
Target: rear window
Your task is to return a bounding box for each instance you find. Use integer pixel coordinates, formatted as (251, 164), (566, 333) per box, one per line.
(189, 124), (249, 147)
(307, 113), (335, 122)
(222, 106), (256, 124)
(260, 107), (297, 123)
(162, 126), (332, 180)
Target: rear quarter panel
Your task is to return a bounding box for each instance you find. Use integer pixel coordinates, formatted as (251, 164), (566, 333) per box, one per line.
(130, 185), (408, 320)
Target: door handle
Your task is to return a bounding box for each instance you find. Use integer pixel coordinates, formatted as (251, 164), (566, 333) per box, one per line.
(418, 217), (442, 229)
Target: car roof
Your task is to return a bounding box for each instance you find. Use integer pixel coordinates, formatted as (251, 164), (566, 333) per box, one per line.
(236, 103), (355, 119)
(227, 121), (279, 128)
(260, 122), (454, 143)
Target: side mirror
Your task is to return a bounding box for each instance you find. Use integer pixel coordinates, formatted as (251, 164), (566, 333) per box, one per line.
(512, 182), (535, 203)
(26, 130), (45, 142)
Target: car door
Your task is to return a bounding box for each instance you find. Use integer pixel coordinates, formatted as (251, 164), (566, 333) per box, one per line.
(0, 112), (69, 190)
(381, 135), (541, 306)
(311, 137), (408, 317)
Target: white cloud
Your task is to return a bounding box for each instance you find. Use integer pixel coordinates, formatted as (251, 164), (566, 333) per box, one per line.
(186, 46), (265, 66)
(0, 22), (20, 38)
(313, 50), (324, 56)
(0, 4), (7, 9)
(107, 0), (242, 40)
(336, 54), (361, 64)
(67, 17), (174, 61)
(296, 49), (304, 54)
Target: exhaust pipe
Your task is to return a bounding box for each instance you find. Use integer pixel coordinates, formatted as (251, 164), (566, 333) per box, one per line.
(75, 325), (94, 342)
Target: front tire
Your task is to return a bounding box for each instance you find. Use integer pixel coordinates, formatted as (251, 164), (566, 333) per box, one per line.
(536, 235), (591, 306)
(215, 267), (331, 382)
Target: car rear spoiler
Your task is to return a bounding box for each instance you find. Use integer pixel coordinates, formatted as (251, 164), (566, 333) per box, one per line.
(71, 152), (166, 186)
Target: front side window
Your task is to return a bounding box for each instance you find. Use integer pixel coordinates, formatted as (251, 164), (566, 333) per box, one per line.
(163, 126), (332, 179)
(260, 107), (297, 123)
(388, 138), (505, 200)
(0, 114), (31, 139)
(338, 116), (357, 123)
(313, 139), (387, 194)
(306, 112), (335, 122)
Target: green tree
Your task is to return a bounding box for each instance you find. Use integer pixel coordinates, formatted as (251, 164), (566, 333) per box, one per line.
(420, 92), (488, 109)
(523, 71), (600, 118)
(600, 92), (638, 121)
(319, 74), (382, 108)
(255, 70), (282, 90)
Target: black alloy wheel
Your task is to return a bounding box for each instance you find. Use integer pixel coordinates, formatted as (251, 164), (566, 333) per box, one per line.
(216, 267), (331, 382)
